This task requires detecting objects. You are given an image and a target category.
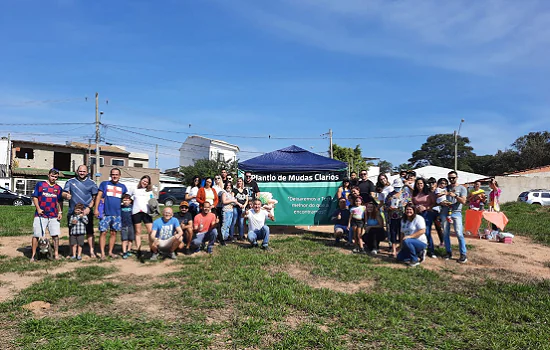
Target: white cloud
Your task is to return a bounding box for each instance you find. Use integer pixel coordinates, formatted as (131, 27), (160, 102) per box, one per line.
(226, 0), (550, 74)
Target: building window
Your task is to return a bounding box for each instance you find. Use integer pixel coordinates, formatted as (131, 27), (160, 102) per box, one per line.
(133, 163), (143, 168)
(90, 156), (105, 167)
(217, 153), (225, 161)
(15, 147), (34, 159)
(111, 159), (125, 166)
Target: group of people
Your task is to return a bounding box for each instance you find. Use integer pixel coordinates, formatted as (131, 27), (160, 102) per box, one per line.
(333, 169), (502, 267)
(29, 166), (274, 262)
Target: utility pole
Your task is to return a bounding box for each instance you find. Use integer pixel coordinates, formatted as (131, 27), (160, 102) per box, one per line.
(95, 92), (101, 185)
(155, 144), (159, 169)
(454, 119), (465, 172)
(329, 129), (333, 159)
(87, 139), (92, 169)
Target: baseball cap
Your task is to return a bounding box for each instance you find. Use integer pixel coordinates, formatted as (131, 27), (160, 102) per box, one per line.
(179, 201), (189, 207)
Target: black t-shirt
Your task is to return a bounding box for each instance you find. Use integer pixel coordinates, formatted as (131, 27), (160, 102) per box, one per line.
(331, 208), (350, 226)
(358, 179), (375, 203)
(232, 188), (249, 205)
(244, 180), (260, 201)
(174, 211), (193, 226)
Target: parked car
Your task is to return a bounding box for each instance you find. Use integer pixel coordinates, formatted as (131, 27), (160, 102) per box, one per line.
(158, 187), (187, 206)
(0, 186), (32, 206)
(517, 189), (550, 206)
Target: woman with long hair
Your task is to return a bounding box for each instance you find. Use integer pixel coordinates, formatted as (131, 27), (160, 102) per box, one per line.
(337, 178), (351, 206)
(427, 177), (444, 247)
(362, 202), (386, 254)
(196, 177), (218, 208)
(489, 179), (501, 231)
(130, 175), (154, 256)
(397, 203), (427, 267)
(232, 177), (248, 241)
(412, 177), (437, 258)
(185, 176), (201, 217)
(220, 181), (238, 245)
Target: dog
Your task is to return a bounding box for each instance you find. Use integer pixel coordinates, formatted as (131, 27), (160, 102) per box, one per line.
(37, 237), (54, 260)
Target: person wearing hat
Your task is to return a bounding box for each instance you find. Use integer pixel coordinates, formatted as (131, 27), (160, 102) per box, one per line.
(384, 178), (405, 257)
(174, 201), (194, 252)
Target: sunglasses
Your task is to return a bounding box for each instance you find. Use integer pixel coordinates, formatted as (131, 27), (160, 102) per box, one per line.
(246, 175), (252, 178)
(360, 173), (367, 175)
(448, 177), (457, 180)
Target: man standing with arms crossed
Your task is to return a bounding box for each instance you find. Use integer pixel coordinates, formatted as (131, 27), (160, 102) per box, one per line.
(243, 172), (260, 206)
(94, 168), (127, 260)
(64, 165), (98, 257)
(357, 169), (376, 204)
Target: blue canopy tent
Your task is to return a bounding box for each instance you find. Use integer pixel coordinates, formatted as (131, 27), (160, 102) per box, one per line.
(239, 145), (347, 225)
(239, 145), (347, 172)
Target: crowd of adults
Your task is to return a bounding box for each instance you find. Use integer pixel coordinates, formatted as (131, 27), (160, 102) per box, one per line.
(29, 166), (273, 262)
(333, 169), (502, 266)
(28, 165), (500, 267)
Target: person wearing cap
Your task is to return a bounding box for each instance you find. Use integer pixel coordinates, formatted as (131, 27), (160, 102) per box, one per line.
(385, 178), (405, 257)
(331, 198), (351, 245)
(174, 201), (194, 252)
(30, 168), (71, 261)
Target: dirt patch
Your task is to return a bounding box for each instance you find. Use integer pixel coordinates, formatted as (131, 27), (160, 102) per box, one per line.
(0, 272), (42, 302)
(267, 264), (374, 294)
(298, 226), (550, 281)
(22, 300), (51, 316)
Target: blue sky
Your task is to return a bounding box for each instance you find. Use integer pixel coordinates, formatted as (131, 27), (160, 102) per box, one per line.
(1, 0), (549, 171)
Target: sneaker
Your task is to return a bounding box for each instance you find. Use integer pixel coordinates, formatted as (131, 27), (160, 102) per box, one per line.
(427, 252), (438, 259)
(261, 245), (271, 251)
(252, 242), (259, 248)
(419, 250), (426, 263)
(77, 255), (82, 261)
(352, 247), (361, 254)
(122, 252), (129, 259)
(359, 248), (367, 255)
(408, 261), (420, 267)
(150, 253), (158, 261)
(70, 256), (77, 260)
(232, 238), (237, 243)
(168, 252), (177, 260)
(445, 253), (452, 260)
(370, 249), (378, 255)
(206, 247), (213, 254)
(458, 255), (468, 264)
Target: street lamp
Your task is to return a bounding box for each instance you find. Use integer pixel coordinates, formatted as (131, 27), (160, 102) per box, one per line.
(454, 119), (465, 172)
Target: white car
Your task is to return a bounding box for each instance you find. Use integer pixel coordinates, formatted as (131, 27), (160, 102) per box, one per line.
(517, 189), (550, 206)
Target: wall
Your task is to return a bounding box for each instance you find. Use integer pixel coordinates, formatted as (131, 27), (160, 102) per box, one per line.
(210, 142), (238, 163)
(180, 137), (210, 167)
(495, 175), (550, 203)
(13, 144), (85, 171)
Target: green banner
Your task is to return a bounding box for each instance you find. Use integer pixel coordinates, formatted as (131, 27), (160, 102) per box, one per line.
(245, 171), (345, 226)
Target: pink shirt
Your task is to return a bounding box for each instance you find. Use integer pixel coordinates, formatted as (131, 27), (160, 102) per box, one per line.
(412, 192), (435, 210)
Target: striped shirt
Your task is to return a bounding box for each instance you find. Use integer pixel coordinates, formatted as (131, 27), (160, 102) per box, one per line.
(64, 177), (98, 215)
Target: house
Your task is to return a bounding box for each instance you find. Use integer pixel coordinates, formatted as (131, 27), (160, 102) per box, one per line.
(179, 136), (239, 167)
(69, 142), (131, 168)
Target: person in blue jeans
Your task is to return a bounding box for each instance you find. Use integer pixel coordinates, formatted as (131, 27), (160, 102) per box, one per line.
(244, 199), (275, 250)
(440, 171), (468, 264)
(397, 203), (427, 267)
(232, 178), (249, 241)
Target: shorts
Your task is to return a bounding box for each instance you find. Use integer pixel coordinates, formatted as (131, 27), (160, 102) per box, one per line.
(121, 226), (135, 241)
(334, 224), (349, 234)
(69, 235), (85, 246)
(350, 219), (365, 228)
(132, 212), (152, 225)
(33, 217), (61, 238)
(158, 236), (177, 252)
(99, 215), (122, 232)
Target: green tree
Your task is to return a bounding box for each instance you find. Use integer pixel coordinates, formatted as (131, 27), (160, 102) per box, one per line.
(332, 144), (368, 174)
(511, 131), (550, 170)
(378, 160), (393, 174)
(179, 159), (238, 184)
(393, 163), (413, 172)
(408, 134), (475, 171)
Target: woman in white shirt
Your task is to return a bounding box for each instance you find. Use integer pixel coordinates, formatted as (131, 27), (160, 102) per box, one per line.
(397, 203), (427, 267)
(185, 176), (201, 217)
(130, 175), (155, 255)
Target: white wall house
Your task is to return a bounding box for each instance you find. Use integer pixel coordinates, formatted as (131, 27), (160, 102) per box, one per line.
(179, 136), (239, 167)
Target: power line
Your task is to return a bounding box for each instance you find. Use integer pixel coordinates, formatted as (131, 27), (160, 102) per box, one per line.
(0, 122), (94, 126)
(0, 96), (88, 107)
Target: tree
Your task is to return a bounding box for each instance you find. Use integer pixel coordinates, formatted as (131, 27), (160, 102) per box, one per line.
(393, 163), (413, 173)
(408, 134), (475, 171)
(511, 131), (550, 170)
(332, 144), (368, 175)
(179, 159), (238, 184)
(378, 160), (393, 175)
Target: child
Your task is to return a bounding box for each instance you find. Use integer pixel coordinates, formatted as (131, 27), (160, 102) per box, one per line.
(69, 203), (88, 260)
(121, 194), (135, 259)
(348, 196), (366, 254)
(435, 178), (453, 223)
(385, 179), (404, 258)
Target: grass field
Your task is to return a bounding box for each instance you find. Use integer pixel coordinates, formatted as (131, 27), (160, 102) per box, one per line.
(1, 235), (549, 349)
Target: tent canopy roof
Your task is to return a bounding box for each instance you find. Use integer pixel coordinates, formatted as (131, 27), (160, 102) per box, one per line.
(239, 145), (347, 172)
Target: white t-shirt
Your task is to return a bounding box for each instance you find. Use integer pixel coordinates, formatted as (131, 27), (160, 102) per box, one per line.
(247, 209), (269, 231)
(130, 187), (154, 215)
(401, 215), (427, 244)
(186, 186), (199, 205)
(378, 185), (394, 203)
(434, 187), (447, 204)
